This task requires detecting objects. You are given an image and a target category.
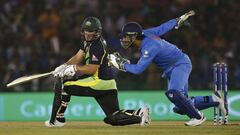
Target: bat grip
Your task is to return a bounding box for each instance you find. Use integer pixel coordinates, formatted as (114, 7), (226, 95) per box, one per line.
(61, 78), (64, 89)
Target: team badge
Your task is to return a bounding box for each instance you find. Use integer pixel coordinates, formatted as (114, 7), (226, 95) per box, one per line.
(143, 50), (149, 58)
(86, 21), (92, 26)
(92, 54), (98, 61)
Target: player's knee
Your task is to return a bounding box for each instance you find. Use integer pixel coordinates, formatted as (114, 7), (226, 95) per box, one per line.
(173, 106), (186, 115)
(61, 92), (71, 102)
(165, 89), (179, 100)
(103, 111), (121, 126)
(165, 89), (188, 100)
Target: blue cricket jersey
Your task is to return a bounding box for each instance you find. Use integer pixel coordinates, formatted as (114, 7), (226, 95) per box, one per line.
(124, 19), (191, 76)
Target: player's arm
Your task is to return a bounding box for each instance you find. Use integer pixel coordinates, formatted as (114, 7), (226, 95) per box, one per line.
(56, 59), (100, 77)
(52, 49), (85, 77)
(64, 48), (99, 75)
(143, 19), (177, 37)
(53, 49), (98, 77)
(76, 44), (105, 75)
(75, 64), (99, 75)
(144, 10), (195, 36)
(124, 48), (157, 75)
(65, 49), (85, 65)
(109, 46), (158, 75)
(62, 44), (105, 76)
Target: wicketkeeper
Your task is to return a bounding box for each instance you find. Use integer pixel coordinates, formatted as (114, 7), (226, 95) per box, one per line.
(108, 10), (227, 126)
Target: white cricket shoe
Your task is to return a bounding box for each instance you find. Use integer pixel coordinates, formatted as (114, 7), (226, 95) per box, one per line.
(184, 112), (206, 126)
(44, 120), (66, 127)
(212, 91), (227, 115)
(139, 106), (151, 126)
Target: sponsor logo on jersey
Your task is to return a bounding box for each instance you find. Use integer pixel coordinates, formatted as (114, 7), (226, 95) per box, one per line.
(92, 54), (98, 61)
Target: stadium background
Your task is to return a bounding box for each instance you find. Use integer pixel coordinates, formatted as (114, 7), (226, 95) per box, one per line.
(0, 0), (239, 121)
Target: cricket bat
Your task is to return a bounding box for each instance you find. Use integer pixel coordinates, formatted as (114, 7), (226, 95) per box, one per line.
(6, 72), (53, 88)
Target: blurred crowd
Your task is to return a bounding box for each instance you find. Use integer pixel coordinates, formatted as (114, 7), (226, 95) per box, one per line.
(0, 0), (240, 92)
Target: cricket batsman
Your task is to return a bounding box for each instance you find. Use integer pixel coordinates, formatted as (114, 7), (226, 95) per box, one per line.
(44, 17), (150, 127)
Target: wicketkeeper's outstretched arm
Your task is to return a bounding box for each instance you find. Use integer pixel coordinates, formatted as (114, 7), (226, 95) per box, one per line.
(143, 10), (195, 37)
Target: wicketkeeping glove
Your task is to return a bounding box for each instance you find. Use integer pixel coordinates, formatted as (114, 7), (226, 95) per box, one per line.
(108, 52), (130, 72)
(175, 10), (195, 29)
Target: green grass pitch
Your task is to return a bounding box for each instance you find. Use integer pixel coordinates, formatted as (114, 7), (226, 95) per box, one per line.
(0, 121), (239, 135)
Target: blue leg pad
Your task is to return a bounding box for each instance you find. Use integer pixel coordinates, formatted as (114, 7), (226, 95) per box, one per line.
(173, 106), (186, 115)
(174, 102), (218, 115)
(166, 89), (201, 119)
(192, 96), (219, 110)
(195, 102), (219, 110)
(173, 95), (219, 115)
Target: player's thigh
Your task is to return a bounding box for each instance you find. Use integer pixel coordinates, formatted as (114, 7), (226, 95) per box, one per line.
(63, 80), (120, 115)
(62, 76), (102, 96)
(63, 84), (103, 97)
(168, 64), (192, 93)
(65, 85), (120, 116)
(95, 90), (120, 116)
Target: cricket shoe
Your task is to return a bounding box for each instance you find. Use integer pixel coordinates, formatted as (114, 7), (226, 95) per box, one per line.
(212, 91), (227, 115)
(44, 120), (66, 127)
(184, 112), (206, 126)
(139, 106), (151, 126)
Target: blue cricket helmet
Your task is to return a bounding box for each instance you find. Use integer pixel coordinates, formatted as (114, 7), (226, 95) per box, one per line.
(120, 22), (143, 37)
(119, 22), (144, 49)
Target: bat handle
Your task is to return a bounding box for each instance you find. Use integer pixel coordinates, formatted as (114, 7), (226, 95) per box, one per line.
(61, 78), (64, 89)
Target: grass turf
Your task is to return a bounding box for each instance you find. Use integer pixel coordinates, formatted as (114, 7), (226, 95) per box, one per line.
(0, 121), (239, 135)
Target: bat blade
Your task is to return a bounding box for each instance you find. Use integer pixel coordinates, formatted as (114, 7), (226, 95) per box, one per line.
(6, 72), (53, 88)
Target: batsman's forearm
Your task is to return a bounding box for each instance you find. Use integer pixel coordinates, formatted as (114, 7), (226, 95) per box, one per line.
(65, 56), (79, 65)
(75, 64), (99, 75)
(65, 55), (84, 65)
(65, 49), (85, 65)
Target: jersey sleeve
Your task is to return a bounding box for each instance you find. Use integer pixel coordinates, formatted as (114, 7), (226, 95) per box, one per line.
(143, 19), (177, 37)
(124, 45), (158, 75)
(88, 43), (106, 65)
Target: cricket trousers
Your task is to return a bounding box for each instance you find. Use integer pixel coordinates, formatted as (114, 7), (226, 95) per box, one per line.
(49, 77), (120, 123)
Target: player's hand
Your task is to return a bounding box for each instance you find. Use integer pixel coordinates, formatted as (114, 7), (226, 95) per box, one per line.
(175, 10), (195, 29)
(108, 52), (129, 72)
(62, 65), (77, 77)
(53, 64), (67, 77)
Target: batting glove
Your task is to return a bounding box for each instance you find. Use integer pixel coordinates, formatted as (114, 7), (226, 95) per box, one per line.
(175, 10), (195, 29)
(53, 64), (67, 78)
(62, 65), (77, 77)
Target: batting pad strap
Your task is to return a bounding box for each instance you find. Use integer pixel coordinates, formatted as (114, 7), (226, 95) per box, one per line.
(64, 77), (117, 90)
(104, 110), (141, 126)
(61, 101), (68, 107)
(56, 113), (65, 118)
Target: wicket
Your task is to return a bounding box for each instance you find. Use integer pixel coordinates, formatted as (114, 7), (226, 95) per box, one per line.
(213, 63), (228, 125)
